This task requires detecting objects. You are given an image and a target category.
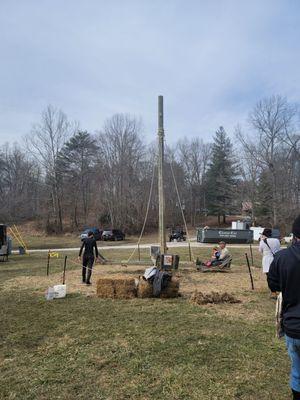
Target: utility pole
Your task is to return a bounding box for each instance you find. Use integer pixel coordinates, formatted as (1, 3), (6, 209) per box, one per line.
(158, 95), (166, 254)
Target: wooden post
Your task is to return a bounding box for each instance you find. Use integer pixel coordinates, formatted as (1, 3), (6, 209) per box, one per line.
(188, 242), (192, 262)
(46, 250), (50, 276)
(62, 255), (67, 285)
(245, 253), (254, 290)
(158, 95), (166, 256)
(249, 244), (254, 266)
(138, 244), (141, 261)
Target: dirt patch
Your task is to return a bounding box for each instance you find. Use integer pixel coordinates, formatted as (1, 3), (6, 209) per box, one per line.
(190, 291), (241, 305)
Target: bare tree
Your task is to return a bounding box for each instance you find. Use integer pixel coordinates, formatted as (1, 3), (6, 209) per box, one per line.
(237, 95), (300, 226)
(0, 144), (42, 222)
(26, 105), (75, 232)
(177, 138), (211, 225)
(96, 114), (146, 230)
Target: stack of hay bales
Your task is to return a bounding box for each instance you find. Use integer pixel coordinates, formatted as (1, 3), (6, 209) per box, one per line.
(96, 276), (137, 299)
(137, 277), (180, 299)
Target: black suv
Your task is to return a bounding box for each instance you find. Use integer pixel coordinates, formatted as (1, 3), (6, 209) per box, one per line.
(102, 229), (125, 241)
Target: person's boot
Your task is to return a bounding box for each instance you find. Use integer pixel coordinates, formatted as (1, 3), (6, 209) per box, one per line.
(292, 389), (300, 399)
(86, 269), (92, 285)
(82, 267), (86, 283)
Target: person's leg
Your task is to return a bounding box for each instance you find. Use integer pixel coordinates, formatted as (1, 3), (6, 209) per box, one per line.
(286, 336), (300, 397)
(86, 256), (94, 284)
(82, 257), (87, 283)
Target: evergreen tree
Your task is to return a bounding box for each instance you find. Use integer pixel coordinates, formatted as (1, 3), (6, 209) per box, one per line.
(205, 127), (238, 224)
(58, 131), (98, 226)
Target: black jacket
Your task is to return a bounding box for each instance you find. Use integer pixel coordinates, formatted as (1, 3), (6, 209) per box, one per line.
(79, 237), (99, 258)
(268, 242), (300, 339)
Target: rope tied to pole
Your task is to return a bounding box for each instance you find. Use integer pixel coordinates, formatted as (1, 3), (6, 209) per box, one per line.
(125, 163), (156, 264)
(170, 161), (195, 262)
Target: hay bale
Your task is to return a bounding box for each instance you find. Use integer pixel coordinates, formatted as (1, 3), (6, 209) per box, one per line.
(137, 279), (153, 298)
(137, 277), (180, 299)
(96, 278), (115, 299)
(96, 276), (137, 299)
(114, 277), (137, 299)
(190, 290), (241, 305)
(160, 278), (180, 298)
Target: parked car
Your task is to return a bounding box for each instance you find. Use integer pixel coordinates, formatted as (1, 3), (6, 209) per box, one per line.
(284, 233), (293, 244)
(80, 228), (103, 241)
(169, 228), (186, 242)
(102, 229), (125, 241)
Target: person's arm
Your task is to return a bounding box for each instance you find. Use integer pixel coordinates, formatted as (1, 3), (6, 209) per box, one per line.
(267, 258), (281, 293)
(259, 239), (264, 254)
(94, 241), (99, 258)
(79, 241), (84, 257)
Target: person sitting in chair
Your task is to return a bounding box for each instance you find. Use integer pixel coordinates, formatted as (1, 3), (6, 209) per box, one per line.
(210, 241), (230, 266)
(197, 241), (230, 268)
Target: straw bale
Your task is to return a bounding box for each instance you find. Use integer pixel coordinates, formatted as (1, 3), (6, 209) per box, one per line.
(96, 278), (115, 299)
(137, 279), (153, 298)
(96, 276), (137, 299)
(137, 277), (180, 299)
(114, 278), (137, 299)
(190, 290), (241, 305)
(160, 278), (180, 298)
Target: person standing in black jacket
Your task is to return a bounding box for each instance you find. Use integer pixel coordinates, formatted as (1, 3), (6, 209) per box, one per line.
(78, 231), (99, 285)
(268, 215), (300, 399)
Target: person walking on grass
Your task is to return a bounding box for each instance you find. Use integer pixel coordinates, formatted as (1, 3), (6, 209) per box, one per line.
(78, 231), (99, 285)
(259, 228), (281, 298)
(268, 215), (300, 399)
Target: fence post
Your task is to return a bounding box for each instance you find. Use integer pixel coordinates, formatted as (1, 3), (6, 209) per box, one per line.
(62, 255), (67, 284)
(249, 244), (254, 266)
(46, 250), (50, 276)
(188, 242), (192, 262)
(245, 253), (254, 290)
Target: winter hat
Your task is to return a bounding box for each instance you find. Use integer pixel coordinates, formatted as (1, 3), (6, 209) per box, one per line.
(292, 215), (300, 238)
(262, 228), (272, 238)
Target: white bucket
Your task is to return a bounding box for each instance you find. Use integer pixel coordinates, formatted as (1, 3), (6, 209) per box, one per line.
(53, 284), (67, 299)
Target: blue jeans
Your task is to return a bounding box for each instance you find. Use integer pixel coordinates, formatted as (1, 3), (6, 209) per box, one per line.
(286, 335), (300, 392)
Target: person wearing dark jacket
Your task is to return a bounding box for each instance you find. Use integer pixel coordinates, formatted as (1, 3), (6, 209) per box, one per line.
(78, 231), (99, 285)
(268, 215), (300, 399)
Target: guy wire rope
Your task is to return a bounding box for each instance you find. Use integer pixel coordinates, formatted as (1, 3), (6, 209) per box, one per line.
(170, 161), (195, 262)
(125, 162), (156, 264)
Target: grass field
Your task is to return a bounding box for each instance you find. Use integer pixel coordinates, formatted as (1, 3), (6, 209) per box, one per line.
(0, 247), (291, 399)
(13, 232), (164, 250)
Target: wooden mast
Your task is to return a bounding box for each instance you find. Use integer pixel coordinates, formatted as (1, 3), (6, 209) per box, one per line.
(158, 95), (166, 254)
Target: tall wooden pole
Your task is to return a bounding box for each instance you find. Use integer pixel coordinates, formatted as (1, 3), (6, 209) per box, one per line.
(158, 95), (166, 255)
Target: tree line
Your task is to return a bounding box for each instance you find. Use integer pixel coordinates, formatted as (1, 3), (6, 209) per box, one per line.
(0, 95), (299, 234)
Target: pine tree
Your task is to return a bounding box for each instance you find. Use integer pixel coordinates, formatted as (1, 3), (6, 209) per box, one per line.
(205, 127), (238, 224)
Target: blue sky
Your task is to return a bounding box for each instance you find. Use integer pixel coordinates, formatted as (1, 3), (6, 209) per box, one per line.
(0, 0), (299, 145)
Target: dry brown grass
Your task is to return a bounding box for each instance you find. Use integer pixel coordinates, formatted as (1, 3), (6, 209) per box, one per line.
(2, 261), (268, 322)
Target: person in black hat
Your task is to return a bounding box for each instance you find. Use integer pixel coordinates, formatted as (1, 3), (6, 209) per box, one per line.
(259, 227), (281, 297)
(268, 215), (300, 399)
(78, 231), (99, 285)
